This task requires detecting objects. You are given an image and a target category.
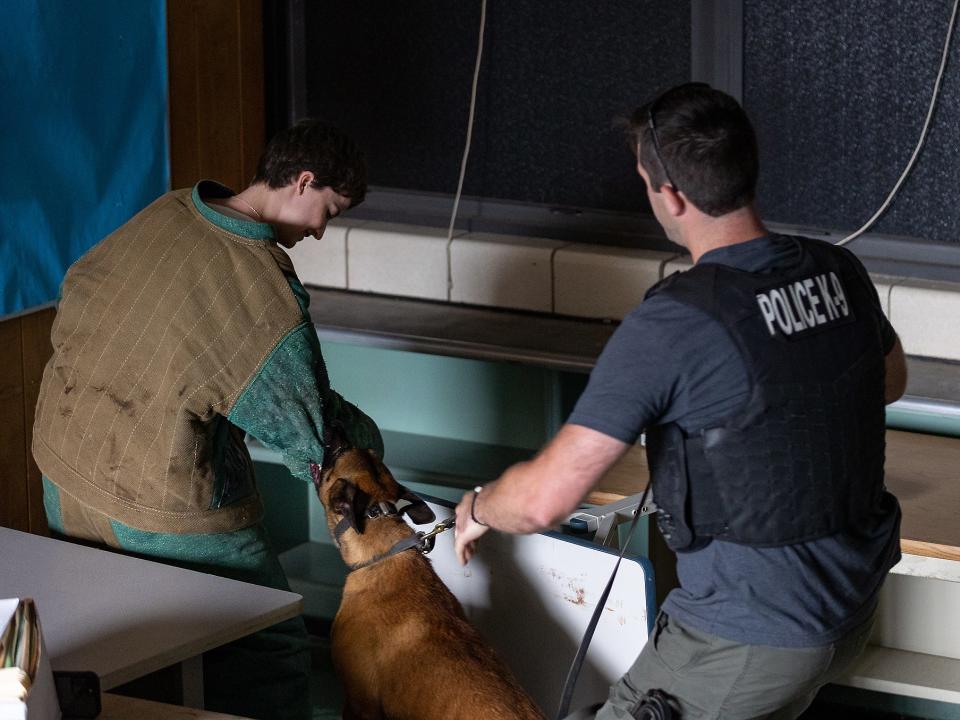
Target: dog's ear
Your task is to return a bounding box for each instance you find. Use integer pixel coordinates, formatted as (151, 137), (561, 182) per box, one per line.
(328, 478), (371, 535)
(397, 486), (436, 525)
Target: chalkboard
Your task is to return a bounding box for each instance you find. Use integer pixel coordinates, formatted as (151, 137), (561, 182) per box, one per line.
(744, 0), (960, 246)
(287, 2), (960, 252)
(302, 1), (691, 214)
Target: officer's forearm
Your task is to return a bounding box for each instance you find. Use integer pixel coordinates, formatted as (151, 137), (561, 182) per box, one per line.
(472, 424), (629, 534)
(471, 462), (565, 534)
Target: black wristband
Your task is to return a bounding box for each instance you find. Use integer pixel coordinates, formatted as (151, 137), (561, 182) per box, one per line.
(470, 486), (489, 527)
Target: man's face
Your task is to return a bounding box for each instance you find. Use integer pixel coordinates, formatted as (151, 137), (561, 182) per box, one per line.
(274, 184), (352, 249)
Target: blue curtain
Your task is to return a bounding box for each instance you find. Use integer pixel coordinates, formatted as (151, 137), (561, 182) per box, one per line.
(0, 1), (169, 316)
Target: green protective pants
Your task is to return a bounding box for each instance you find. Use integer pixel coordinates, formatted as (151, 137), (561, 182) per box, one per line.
(43, 478), (311, 720)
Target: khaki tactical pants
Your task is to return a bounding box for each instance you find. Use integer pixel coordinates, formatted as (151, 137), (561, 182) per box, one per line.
(572, 610), (876, 720)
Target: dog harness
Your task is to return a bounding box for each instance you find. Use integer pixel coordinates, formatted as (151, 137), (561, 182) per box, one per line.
(644, 236), (888, 551)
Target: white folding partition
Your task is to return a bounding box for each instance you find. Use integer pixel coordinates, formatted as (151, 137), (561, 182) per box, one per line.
(409, 497), (655, 716)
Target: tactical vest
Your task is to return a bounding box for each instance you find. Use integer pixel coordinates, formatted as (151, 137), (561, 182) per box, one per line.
(644, 236), (888, 551)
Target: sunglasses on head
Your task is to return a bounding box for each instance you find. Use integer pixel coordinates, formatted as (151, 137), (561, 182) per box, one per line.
(645, 82), (711, 193)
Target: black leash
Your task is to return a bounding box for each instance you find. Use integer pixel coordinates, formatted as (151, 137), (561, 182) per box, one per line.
(345, 517), (456, 572)
(556, 485), (652, 720)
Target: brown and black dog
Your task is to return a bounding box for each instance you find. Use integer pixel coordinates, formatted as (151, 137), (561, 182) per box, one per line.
(312, 440), (546, 720)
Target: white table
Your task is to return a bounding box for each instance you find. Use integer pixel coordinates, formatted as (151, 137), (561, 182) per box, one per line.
(0, 528), (302, 707)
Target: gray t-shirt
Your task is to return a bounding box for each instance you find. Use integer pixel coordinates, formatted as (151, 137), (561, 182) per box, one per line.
(568, 235), (901, 647)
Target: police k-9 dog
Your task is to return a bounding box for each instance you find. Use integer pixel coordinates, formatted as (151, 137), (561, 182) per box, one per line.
(311, 435), (545, 720)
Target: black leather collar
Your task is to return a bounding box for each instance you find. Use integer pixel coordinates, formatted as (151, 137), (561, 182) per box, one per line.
(333, 512), (457, 572)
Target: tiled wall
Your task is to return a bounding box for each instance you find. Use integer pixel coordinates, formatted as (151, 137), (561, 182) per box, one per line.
(288, 220), (960, 361)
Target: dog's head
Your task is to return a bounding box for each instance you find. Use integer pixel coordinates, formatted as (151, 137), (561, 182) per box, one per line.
(312, 426), (435, 538)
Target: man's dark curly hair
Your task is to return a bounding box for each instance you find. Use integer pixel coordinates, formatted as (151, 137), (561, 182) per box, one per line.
(253, 119), (367, 206)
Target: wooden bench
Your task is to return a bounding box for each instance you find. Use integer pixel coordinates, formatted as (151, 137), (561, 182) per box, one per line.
(0, 305), (55, 535)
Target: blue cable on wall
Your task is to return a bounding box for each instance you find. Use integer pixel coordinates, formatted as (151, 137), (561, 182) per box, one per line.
(0, 0), (170, 317)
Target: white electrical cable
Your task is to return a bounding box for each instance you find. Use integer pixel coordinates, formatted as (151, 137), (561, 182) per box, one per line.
(838, 0), (960, 246)
(446, 0), (488, 299)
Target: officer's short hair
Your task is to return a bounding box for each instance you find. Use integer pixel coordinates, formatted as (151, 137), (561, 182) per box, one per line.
(254, 119), (367, 206)
(629, 84), (758, 217)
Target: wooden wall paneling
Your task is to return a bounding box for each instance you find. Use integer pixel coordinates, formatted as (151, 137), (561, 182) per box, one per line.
(195, 0), (243, 188)
(0, 315), (28, 531)
(237, 0), (265, 186)
(167, 0), (202, 189)
(167, 0), (265, 191)
(21, 308), (55, 535)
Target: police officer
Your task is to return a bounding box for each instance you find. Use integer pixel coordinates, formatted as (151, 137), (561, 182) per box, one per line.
(453, 84), (907, 720)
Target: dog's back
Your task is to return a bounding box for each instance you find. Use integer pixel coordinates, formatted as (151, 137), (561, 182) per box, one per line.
(333, 550), (545, 720)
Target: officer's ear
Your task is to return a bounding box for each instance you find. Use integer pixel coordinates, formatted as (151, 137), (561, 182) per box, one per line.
(661, 184), (686, 217)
